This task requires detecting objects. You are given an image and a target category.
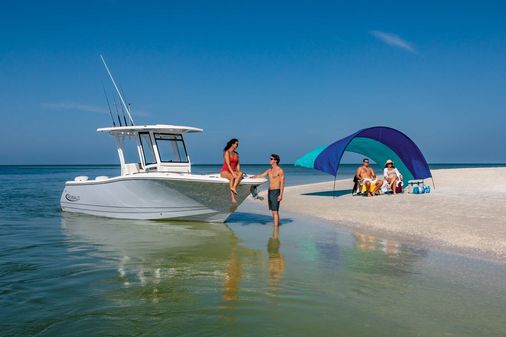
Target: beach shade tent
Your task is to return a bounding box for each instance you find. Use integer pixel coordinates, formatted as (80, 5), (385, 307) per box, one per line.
(294, 126), (432, 185)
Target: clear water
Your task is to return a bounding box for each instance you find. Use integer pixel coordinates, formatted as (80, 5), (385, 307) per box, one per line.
(1, 165), (505, 336)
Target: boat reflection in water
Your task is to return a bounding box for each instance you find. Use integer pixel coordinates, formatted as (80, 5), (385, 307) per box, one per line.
(61, 213), (262, 306)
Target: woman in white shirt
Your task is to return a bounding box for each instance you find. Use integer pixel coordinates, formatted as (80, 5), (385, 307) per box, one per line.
(383, 160), (403, 194)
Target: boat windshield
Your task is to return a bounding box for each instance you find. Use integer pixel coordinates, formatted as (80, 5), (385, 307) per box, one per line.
(154, 133), (188, 163)
(139, 132), (156, 165)
(121, 134), (140, 164)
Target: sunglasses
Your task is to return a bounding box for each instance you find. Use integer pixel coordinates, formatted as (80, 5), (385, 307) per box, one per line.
(270, 158), (275, 161)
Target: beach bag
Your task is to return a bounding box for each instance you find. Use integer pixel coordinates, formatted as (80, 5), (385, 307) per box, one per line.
(395, 183), (403, 193)
(352, 176), (360, 194)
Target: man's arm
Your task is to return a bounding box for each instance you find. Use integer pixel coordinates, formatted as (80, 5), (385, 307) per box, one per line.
(278, 169), (285, 201)
(250, 169), (270, 179)
(356, 167), (362, 179)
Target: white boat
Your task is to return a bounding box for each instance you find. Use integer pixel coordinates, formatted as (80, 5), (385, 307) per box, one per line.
(60, 56), (266, 222)
(60, 124), (266, 222)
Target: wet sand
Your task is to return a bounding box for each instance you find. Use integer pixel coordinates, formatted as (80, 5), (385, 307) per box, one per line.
(255, 168), (506, 260)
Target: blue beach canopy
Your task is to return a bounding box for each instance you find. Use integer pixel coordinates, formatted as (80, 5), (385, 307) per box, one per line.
(295, 126), (432, 182)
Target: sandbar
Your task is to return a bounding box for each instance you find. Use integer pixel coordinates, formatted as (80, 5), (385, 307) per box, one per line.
(254, 168), (506, 260)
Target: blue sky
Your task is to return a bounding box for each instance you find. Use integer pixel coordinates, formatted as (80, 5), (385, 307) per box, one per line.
(1, 0), (505, 164)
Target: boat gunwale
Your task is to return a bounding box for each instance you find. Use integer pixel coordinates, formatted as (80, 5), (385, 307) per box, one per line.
(65, 173), (266, 186)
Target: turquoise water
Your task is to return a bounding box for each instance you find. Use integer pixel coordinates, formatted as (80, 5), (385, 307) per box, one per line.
(1, 165), (506, 336)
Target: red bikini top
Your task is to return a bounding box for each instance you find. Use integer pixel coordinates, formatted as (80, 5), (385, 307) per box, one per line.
(221, 152), (238, 172)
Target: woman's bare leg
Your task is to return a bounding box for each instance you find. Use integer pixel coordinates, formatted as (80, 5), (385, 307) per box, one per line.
(388, 179), (393, 192)
(232, 171), (243, 193)
(388, 178), (396, 194)
(221, 172), (237, 200)
(220, 171), (234, 188)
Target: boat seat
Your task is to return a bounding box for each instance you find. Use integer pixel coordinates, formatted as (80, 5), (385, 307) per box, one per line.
(122, 163), (141, 175)
(95, 176), (109, 181)
(157, 163), (191, 173)
(74, 176), (89, 182)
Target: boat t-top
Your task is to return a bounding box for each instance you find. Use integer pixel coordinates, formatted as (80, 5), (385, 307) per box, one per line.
(60, 56), (266, 222)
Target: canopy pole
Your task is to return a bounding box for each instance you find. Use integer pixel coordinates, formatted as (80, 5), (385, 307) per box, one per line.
(333, 175), (336, 199)
(431, 177), (436, 190)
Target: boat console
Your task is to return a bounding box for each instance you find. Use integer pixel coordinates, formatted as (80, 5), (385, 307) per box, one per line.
(97, 125), (203, 176)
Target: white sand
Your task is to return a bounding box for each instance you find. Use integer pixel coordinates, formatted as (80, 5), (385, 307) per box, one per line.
(255, 168), (506, 259)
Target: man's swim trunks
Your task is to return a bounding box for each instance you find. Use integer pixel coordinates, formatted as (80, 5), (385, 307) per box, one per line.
(268, 189), (281, 211)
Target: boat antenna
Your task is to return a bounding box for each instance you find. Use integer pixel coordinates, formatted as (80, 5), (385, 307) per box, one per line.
(99, 54), (135, 125)
(101, 81), (116, 126)
(110, 88), (123, 126)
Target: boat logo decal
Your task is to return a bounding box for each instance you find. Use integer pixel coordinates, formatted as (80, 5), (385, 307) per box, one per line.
(65, 193), (80, 202)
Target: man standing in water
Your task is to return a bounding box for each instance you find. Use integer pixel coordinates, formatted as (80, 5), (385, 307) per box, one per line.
(250, 154), (285, 227)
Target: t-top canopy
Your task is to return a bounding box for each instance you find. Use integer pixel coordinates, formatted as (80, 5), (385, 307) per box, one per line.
(295, 126), (431, 181)
(97, 124), (203, 135)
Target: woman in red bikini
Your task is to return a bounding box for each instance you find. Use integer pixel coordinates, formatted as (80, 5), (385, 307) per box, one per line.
(220, 138), (243, 200)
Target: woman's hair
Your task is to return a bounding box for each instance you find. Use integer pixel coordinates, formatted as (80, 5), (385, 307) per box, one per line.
(385, 163), (395, 168)
(224, 138), (239, 152)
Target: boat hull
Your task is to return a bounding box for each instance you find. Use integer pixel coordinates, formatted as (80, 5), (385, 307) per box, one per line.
(60, 176), (262, 222)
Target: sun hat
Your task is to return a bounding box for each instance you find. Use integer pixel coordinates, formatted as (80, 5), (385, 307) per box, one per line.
(385, 159), (393, 165)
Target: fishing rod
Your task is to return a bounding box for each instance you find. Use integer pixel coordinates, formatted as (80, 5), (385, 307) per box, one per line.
(99, 54), (135, 125)
(120, 101), (128, 127)
(110, 88), (123, 126)
(101, 81), (116, 126)
(120, 86), (135, 126)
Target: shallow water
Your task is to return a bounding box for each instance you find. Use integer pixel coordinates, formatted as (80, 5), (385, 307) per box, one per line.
(1, 165), (506, 336)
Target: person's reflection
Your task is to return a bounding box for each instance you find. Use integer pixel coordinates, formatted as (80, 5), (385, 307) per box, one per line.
(381, 239), (401, 256)
(353, 232), (378, 251)
(223, 235), (241, 302)
(353, 232), (401, 256)
(267, 225), (285, 290)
